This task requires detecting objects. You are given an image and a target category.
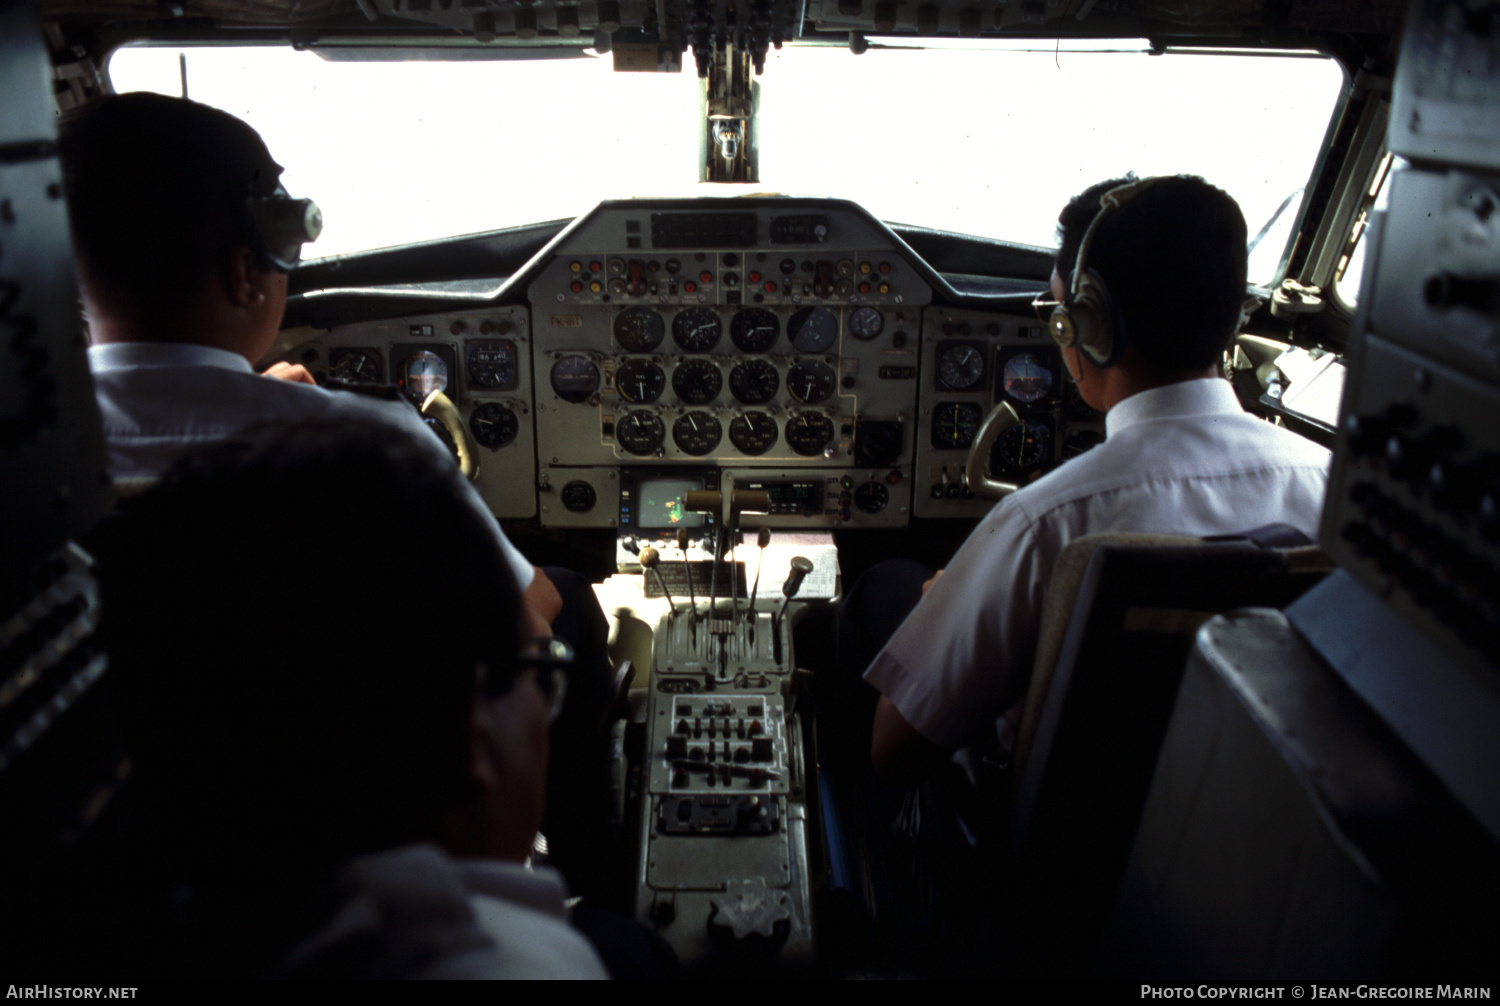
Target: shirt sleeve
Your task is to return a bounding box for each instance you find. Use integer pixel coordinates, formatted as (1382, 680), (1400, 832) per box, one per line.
(862, 496), (1050, 750)
(362, 396), (536, 591)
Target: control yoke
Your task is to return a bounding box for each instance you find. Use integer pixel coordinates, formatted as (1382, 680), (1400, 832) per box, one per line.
(965, 401), (1024, 500)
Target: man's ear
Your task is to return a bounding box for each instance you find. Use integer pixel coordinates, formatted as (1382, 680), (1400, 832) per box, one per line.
(226, 246), (273, 308)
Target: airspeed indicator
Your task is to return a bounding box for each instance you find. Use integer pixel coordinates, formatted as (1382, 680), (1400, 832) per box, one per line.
(936, 342), (985, 391)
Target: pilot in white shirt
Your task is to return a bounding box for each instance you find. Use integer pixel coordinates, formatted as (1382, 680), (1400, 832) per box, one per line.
(59, 91), (561, 634)
(88, 340), (537, 590)
(864, 175), (1331, 777)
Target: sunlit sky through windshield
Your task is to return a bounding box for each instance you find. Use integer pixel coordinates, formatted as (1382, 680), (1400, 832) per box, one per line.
(109, 43), (1344, 283)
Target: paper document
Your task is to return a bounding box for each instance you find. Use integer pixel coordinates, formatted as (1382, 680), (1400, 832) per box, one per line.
(732, 531), (841, 602)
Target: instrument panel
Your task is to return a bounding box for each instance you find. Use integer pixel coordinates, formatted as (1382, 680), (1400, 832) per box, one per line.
(291, 305), (539, 518)
(275, 199), (1109, 530)
(529, 204), (934, 530)
(914, 306), (1104, 519)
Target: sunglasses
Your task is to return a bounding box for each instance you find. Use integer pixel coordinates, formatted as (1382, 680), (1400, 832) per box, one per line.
(486, 635), (574, 725)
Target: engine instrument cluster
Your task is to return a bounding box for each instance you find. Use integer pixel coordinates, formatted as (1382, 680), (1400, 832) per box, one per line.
(529, 202), (936, 531)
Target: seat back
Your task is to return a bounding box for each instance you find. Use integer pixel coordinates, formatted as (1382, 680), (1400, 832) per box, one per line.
(1098, 609), (1500, 980)
(1005, 531), (1334, 974)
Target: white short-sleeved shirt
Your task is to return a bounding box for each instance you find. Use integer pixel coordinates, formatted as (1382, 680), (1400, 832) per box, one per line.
(88, 342), (534, 589)
(864, 377), (1331, 750)
(280, 843), (610, 979)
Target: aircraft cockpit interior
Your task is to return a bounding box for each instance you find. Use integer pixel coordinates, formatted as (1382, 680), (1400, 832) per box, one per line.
(3, 0), (1499, 982)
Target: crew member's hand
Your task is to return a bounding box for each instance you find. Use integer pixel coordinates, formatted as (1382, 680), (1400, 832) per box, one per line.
(921, 569), (944, 595)
(521, 566), (564, 638)
(263, 361), (318, 385)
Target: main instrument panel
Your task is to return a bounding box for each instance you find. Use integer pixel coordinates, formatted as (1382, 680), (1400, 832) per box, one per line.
(278, 199), (1105, 530)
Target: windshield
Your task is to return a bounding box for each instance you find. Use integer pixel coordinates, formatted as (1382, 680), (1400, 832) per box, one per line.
(108, 41), (1345, 282)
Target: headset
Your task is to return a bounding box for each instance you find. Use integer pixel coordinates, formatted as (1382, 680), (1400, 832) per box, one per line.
(248, 181), (323, 272)
(1047, 176), (1164, 368)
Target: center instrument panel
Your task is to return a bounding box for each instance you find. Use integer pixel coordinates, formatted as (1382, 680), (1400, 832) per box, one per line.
(529, 204), (934, 531)
(280, 199), (1104, 527)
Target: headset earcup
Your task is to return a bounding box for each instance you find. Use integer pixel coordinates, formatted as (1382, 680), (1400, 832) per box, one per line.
(1072, 269), (1122, 367)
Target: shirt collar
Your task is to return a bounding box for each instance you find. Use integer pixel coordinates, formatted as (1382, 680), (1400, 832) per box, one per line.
(88, 341), (256, 375)
(1105, 377), (1243, 437)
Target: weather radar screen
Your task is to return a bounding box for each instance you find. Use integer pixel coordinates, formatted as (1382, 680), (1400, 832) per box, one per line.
(638, 477), (707, 530)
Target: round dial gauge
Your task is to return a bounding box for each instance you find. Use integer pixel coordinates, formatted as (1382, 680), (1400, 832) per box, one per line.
(931, 402), (984, 450)
(561, 480), (597, 513)
(729, 359), (780, 405)
(1003, 352), (1055, 404)
(466, 341), (516, 390)
(329, 348), (381, 384)
(788, 306), (838, 353)
(730, 308), (780, 353)
(550, 355), (600, 404)
(614, 307), (666, 353)
(936, 342), (985, 391)
(615, 358), (665, 404)
(400, 350), (449, 403)
(785, 413), (835, 457)
(672, 307), (722, 352)
(729, 412), (779, 456)
(854, 481), (890, 514)
(787, 360), (837, 404)
(469, 402), (519, 449)
(671, 359), (722, 405)
(849, 306), (884, 340)
(991, 418), (1053, 476)
(616, 410), (665, 456)
(672, 411), (723, 456)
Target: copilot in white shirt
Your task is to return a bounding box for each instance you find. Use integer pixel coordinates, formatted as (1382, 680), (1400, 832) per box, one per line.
(864, 377), (1331, 750)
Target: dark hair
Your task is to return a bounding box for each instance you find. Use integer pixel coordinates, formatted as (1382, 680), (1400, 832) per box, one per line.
(58, 93), (281, 323)
(96, 418), (522, 889)
(1055, 174), (1248, 373)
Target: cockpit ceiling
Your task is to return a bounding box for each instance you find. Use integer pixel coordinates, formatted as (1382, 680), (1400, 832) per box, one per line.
(39, 0), (1406, 42)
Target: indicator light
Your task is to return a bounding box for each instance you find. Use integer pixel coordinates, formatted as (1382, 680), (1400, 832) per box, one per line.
(569, 260), (582, 273)
(684, 281), (698, 293)
(763, 282), (776, 293)
(589, 281), (602, 293)
(589, 260), (602, 273)
(749, 271), (762, 283)
(878, 282), (891, 294)
(859, 282), (871, 294)
(878, 262), (892, 274)
(570, 280), (583, 293)
(700, 271), (714, 284)
(859, 261), (872, 274)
